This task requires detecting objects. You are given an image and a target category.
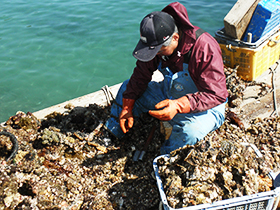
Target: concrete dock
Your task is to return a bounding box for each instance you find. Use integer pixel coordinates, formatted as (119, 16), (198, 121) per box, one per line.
(230, 60), (280, 127)
(29, 60), (280, 128)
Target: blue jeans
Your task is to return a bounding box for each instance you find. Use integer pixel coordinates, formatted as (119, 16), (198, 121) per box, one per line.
(105, 64), (226, 154)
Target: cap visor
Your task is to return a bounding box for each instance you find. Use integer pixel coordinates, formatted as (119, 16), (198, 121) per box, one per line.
(132, 40), (162, 62)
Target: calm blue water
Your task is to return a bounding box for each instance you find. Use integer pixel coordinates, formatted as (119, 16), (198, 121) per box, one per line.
(0, 0), (236, 122)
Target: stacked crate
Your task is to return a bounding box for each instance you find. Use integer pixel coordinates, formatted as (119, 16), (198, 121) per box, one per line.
(217, 0), (280, 81)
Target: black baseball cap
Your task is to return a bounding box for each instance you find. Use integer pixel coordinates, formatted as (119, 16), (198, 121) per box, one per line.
(133, 11), (176, 62)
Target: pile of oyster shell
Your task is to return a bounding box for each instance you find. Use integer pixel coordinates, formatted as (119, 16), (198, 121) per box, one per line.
(0, 67), (279, 210)
(157, 116), (280, 208)
(0, 105), (164, 210)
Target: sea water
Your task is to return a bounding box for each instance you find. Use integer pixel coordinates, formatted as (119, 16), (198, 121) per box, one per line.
(0, 0), (236, 122)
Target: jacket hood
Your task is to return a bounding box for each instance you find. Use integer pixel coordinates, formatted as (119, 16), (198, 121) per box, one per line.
(162, 2), (197, 54)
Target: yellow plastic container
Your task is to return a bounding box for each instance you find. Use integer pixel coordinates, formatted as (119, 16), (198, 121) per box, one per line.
(218, 29), (280, 81)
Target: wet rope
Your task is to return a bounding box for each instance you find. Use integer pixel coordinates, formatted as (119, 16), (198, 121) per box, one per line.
(101, 85), (122, 108)
(101, 85), (112, 106)
(0, 131), (18, 161)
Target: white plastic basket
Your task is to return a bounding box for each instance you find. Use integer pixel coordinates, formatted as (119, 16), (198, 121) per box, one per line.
(153, 155), (280, 210)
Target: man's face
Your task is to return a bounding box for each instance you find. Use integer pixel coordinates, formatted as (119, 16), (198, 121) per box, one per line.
(157, 33), (179, 57)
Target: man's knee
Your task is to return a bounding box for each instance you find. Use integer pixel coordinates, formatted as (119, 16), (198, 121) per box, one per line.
(160, 130), (202, 154)
(160, 118), (215, 154)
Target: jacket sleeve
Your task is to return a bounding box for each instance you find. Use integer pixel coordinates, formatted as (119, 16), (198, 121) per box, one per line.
(187, 33), (228, 112)
(123, 59), (158, 100)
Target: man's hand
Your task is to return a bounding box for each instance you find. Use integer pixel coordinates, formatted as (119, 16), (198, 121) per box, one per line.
(149, 99), (178, 121)
(119, 109), (134, 133)
(149, 96), (191, 121)
(119, 98), (135, 133)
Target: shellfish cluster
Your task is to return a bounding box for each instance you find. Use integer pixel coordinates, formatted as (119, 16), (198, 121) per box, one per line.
(0, 66), (279, 209)
(1, 105), (164, 210)
(157, 116), (280, 208)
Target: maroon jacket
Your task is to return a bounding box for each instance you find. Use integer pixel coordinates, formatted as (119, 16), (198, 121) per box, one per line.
(123, 2), (228, 112)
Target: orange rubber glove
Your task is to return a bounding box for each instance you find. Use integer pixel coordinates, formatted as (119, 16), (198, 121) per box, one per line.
(149, 96), (191, 121)
(119, 98), (135, 134)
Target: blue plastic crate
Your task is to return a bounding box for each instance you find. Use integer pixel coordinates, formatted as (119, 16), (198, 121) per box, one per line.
(243, 0), (280, 43)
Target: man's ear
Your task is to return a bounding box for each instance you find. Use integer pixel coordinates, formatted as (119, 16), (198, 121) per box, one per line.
(173, 33), (179, 42)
